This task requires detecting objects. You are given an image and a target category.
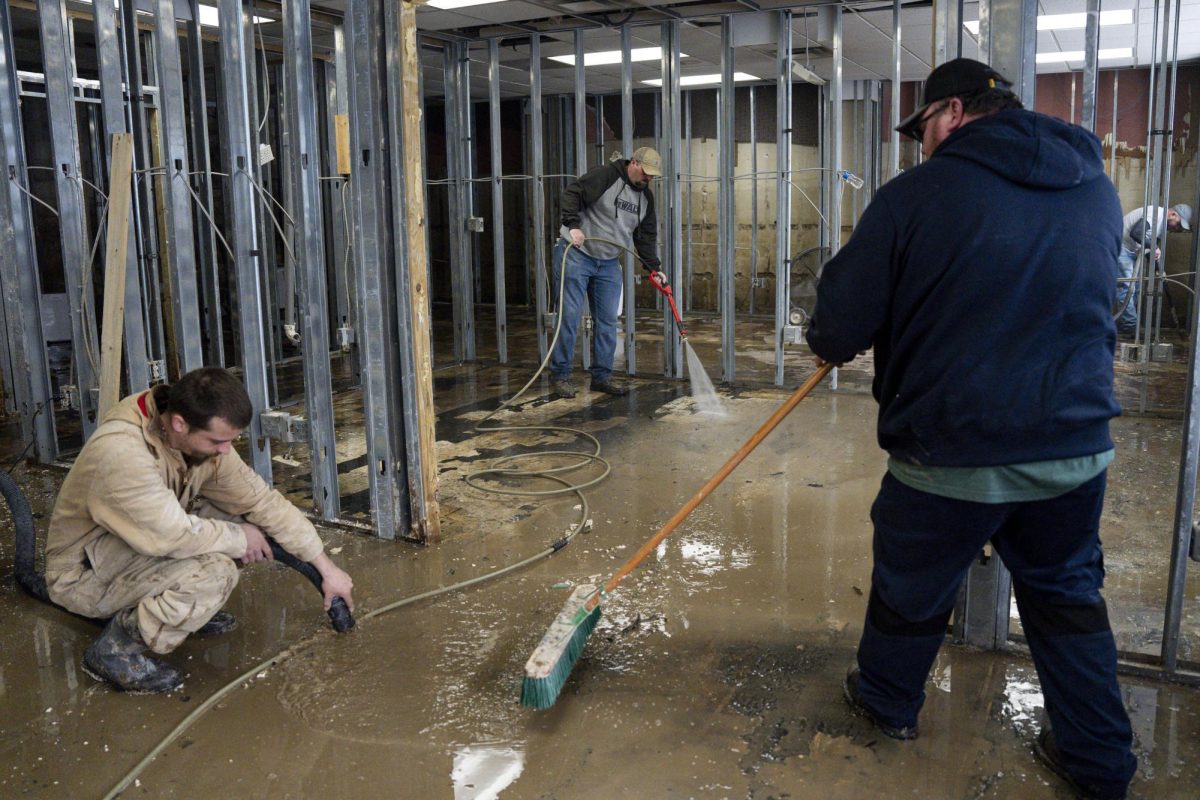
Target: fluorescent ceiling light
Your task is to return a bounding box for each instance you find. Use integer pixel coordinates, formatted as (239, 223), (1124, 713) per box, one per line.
(964, 10), (1133, 35)
(643, 72), (759, 87)
(76, 2), (271, 25)
(792, 63), (826, 86)
(196, 5), (271, 26)
(1036, 47), (1134, 63)
(549, 47), (687, 67)
(427, 0), (506, 9)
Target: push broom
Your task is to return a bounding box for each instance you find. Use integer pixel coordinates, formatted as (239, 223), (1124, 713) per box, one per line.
(521, 361), (834, 709)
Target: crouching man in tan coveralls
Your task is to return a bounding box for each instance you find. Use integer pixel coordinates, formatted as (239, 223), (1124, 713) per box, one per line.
(45, 367), (355, 694)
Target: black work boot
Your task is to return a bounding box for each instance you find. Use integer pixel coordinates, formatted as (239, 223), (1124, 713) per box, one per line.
(842, 667), (919, 740)
(552, 379), (577, 399)
(82, 609), (184, 694)
(1033, 728), (1127, 800)
(195, 610), (237, 637)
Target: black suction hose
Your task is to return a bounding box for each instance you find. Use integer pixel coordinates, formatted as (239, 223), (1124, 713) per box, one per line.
(266, 539), (355, 632)
(2, 468), (49, 602)
(2, 468), (353, 632)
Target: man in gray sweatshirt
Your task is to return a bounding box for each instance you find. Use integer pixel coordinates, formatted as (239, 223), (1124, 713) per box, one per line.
(551, 147), (665, 398)
(1115, 203), (1191, 334)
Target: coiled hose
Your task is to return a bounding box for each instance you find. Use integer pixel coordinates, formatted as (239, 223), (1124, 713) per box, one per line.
(1, 467), (354, 632)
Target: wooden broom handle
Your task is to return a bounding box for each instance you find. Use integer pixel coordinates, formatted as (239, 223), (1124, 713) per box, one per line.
(604, 362), (834, 594)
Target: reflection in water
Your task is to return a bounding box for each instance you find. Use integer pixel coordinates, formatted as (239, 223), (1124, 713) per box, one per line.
(999, 666), (1044, 736)
(932, 662), (952, 694)
(451, 744), (526, 800)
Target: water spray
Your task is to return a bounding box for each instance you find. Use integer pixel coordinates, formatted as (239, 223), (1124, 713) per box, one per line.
(647, 269), (725, 416)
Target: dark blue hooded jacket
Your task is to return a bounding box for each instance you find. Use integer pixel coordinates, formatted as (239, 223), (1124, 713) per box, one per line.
(807, 109), (1122, 467)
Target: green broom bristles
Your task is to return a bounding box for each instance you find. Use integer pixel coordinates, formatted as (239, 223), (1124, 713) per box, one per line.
(521, 584), (602, 709)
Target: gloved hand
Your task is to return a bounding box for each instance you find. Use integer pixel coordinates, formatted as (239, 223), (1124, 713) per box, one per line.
(647, 269), (668, 288)
(569, 228), (586, 248)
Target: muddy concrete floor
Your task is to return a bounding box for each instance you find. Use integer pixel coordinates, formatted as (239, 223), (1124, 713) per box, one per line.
(3, 317), (1200, 798)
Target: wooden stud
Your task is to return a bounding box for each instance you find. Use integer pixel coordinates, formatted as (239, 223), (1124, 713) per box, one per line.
(98, 133), (135, 418)
(334, 113), (351, 175)
(400, 0), (440, 542)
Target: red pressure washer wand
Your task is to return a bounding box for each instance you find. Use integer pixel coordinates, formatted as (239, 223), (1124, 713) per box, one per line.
(648, 271), (687, 340)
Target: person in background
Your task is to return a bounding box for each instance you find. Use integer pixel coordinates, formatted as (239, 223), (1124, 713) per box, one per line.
(1115, 203), (1191, 335)
(551, 147), (666, 399)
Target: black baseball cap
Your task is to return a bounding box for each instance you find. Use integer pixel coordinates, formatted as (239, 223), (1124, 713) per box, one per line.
(895, 58), (1014, 141)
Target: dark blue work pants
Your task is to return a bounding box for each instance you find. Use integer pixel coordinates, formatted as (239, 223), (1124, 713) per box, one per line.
(856, 471), (1135, 796)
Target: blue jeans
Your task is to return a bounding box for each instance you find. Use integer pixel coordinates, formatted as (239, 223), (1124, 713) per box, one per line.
(856, 471), (1135, 797)
(1116, 248), (1138, 331)
(550, 239), (622, 383)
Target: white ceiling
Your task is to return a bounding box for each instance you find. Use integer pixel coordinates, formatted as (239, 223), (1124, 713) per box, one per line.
(299, 1), (1198, 99)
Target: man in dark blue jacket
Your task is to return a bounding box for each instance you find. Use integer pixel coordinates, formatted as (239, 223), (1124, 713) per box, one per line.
(807, 59), (1135, 800)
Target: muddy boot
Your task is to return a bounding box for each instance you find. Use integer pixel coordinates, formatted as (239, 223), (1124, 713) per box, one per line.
(82, 609), (184, 694)
(195, 610), (237, 637)
(552, 379), (577, 399)
(591, 380), (628, 396)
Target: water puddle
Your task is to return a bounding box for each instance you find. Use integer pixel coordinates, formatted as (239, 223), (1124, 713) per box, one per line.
(451, 743), (526, 799)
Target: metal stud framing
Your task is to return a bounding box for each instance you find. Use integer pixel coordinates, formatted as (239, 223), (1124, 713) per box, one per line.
(891, 0), (902, 178)
(660, 21), (683, 380)
(217, 0), (272, 479)
(573, 31), (587, 177)
(283, 0), (339, 520)
(1081, 0), (1101, 133)
(0, 1), (56, 460)
(488, 38), (507, 364)
(444, 42), (475, 363)
(185, 0), (224, 367)
(719, 17), (736, 384)
(93, 0), (150, 393)
(345, 0), (407, 540)
(37, 0), (101, 438)
(621, 25), (636, 375)
(153, 0), (204, 375)
(123, 0), (169, 377)
(322, 41), (357, 384)
(530, 34), (549, 362)
(829, 7), (843, 259)
(775, 10), (792, 387)
(934, 0), (964, 65)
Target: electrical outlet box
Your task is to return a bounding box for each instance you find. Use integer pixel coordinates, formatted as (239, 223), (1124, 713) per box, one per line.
(781, 325), (805, 345)
(260, 411), (309, 444)
(465, 217), (484, 233)
(148, 360), (165, 384)
(61, 384), (79, 411)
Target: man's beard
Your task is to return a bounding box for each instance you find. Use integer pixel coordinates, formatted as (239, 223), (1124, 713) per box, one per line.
(184, 452), (215, 466)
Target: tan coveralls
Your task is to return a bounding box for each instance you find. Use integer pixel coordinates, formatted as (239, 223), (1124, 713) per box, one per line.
(45, 389), (324, 654)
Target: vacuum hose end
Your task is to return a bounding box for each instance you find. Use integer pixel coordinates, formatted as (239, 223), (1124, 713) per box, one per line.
(328, 597), (356, 632)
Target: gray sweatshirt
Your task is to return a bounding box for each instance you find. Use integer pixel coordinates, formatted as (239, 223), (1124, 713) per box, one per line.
(1121, 206), (1169, 253)
(559, 160), (660, 269)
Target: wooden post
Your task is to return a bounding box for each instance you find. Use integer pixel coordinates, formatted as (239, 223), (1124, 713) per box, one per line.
(400, 0), (440, 541)
(334, 114), (351, 175)
(98, 133), (135, 418)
